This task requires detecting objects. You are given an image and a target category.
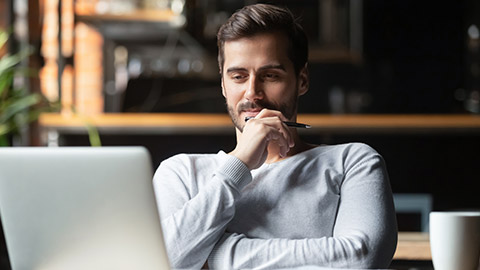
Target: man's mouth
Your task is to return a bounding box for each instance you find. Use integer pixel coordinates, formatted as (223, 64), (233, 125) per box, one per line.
(242, 109), (262, 118)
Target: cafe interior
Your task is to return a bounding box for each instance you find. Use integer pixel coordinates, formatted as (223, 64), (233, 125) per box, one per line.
(1, 0), (480, 269)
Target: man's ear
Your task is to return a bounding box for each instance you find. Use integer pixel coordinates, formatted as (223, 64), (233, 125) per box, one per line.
(297, 64), (309, 97)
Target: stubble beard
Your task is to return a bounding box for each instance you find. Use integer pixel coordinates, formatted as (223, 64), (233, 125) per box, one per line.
(225, 91), (299, 133)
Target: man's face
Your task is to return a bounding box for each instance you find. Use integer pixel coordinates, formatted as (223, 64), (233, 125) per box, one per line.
(221, 32), (308, 132)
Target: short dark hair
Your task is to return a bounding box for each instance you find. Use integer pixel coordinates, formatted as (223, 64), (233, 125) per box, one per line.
(217, 4), (308, 75)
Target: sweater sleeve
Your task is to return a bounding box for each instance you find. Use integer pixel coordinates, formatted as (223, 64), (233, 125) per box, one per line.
(153, 153), (252, 269)
(208, 145), (397, 269)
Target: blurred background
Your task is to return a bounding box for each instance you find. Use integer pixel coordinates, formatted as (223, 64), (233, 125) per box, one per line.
(2, 0), (479, 116)
(1, 0), (480, 269)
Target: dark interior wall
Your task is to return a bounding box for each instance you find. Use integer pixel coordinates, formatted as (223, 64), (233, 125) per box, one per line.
(362, 0), (467, 113)
(299, 0), (468, 114)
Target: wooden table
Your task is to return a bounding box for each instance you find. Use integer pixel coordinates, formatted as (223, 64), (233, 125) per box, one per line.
(394, 232), (431, 261)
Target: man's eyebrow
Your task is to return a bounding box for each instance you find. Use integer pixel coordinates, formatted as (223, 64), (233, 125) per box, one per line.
(226, 67), (247, 74)
(226, 64), (286, 74)
(258, 64), (286, 72)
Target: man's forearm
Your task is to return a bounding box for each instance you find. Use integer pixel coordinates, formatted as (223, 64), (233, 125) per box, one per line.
(154, 154), (252, 269)
(207, 232), (394, 269)
(161, 181), (236, 268)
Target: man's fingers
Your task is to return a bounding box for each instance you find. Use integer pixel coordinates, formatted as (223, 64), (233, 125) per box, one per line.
(264, 126), (291, 157)
(250, 109), (294, 147)
(255, 108), (289, 122)
(248, 117), (294, 152)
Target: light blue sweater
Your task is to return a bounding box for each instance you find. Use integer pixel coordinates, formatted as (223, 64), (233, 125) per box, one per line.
(153, 143), (397, 269)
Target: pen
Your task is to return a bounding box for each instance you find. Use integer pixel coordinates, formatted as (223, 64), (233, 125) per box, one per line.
(245, 116), (311, 128)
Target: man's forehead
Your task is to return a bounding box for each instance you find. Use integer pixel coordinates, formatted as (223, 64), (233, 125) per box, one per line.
(224, 32), (288, 51)
(222, 33), (292, 71)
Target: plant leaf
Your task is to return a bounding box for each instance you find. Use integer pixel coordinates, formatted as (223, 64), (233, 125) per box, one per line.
(0, 31), (8, 49)
(0, 123), (12, 137)
(85, 123), (102, 147)
(0, 94), (41, 124)
(0, 44), (32, 75)
(0, 70), (13, 97)
(0, 134), (10, 146)
(0, 54), (22, 74)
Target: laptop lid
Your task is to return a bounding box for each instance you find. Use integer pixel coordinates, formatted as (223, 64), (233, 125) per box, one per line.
(0, 147), (170, 270)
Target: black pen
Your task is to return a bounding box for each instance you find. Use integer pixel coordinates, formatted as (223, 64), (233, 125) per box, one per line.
(245, 116), (311, 128)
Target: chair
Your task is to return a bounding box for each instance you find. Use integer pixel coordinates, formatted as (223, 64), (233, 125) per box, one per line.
(393, 193), (433, 232)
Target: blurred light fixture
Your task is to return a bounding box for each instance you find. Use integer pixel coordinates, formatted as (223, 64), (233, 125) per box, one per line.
(468, 24), (479, 40)
(171, 0), (184, 14)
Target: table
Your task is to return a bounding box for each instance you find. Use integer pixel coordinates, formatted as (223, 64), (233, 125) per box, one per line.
(394, 232), (431, 261)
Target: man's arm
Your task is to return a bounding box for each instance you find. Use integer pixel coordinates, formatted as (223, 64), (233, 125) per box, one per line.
(154, 109), (293, 269)
(208, 233), (375, 269)
(153, 153), (252, 269)
(207, 150), (398, 269)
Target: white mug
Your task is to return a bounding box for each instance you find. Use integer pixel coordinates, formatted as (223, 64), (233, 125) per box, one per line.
(429, 211), (480, 270)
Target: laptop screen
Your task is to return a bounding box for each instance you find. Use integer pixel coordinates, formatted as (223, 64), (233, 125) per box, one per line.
(0, 147), (170, 270)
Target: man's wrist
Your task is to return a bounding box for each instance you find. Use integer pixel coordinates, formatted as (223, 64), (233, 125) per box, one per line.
(228, 150), (251, 170)
(218, 154), (252, 190)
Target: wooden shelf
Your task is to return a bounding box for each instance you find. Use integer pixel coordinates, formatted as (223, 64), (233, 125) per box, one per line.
(76, 9), (178, 23)
(39, 113), (232, 134)
(39, 113), (480, 135)
(297, 114), (480, 134)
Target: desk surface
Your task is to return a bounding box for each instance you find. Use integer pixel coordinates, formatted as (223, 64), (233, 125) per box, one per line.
(394, 232), (431, 261)
(39, 113), (480, 135)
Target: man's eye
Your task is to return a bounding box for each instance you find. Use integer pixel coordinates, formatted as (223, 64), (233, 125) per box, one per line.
(263, 73), (279, 80)
(232, 75), (246, 81)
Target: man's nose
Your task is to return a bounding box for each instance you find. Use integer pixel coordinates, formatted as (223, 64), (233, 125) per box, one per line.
(244, 76), (263, 100)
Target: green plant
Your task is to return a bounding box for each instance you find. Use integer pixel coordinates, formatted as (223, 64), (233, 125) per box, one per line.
(0, 29), (57, 146)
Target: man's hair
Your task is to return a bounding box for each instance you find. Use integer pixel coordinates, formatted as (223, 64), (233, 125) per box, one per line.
(217, 4), (308, 75)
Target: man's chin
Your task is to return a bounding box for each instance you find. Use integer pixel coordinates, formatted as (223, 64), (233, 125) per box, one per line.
(228, 114), (244, 133)
(235, 121), (245, 133)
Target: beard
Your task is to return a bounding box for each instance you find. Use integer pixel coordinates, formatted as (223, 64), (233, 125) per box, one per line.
(226, 91), (298, 132)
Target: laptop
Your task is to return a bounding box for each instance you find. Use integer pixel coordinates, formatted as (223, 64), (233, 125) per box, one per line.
(0, 147), (170, 270)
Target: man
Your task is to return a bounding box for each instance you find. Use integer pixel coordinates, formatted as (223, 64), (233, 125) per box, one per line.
(153, 4), (397, 269)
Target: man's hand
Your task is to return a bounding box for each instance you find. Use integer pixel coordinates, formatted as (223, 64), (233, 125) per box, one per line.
(230, 109), (295, 170)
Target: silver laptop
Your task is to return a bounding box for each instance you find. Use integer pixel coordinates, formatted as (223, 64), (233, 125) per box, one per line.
(0, 147), (170, 270)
